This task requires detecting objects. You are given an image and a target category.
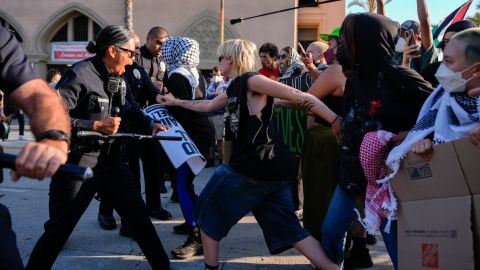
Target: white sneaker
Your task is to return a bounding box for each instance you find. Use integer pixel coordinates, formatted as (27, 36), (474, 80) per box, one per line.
(18, 135), (27, 140)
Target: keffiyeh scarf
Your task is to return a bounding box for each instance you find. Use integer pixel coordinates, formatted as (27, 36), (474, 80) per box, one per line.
(279, 49), (305, 80)
(161, 37), (200, 99)
(373, 85), (480, 232)
(359, 131), (397, 235)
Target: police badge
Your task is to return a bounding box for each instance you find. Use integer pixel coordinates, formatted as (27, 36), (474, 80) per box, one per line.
(133, 68), (141, 79)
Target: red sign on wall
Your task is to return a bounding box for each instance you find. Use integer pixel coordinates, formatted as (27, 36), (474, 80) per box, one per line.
(51, 42), (94, 63)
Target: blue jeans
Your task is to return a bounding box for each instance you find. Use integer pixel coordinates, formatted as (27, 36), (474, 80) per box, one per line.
(321, 185), (398, 269)
(196, 164), (309, 254)
(321, 185), (356, 264)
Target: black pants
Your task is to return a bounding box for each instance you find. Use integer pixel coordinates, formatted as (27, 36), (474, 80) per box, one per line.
(25, 153), (170, 270)
(0, 204), (23, 270)
(99, 140), (167, 214)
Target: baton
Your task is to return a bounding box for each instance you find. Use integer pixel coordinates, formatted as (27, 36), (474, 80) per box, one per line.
(0, 153), (93, 180)
(76, 131), (182, 141)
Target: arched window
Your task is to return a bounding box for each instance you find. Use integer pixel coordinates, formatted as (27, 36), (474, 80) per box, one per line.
(51, 14), (100, 42)
(0, 16), (23, 42)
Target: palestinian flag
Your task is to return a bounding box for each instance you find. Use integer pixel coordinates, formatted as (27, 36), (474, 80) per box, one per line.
(432, 0), (473, 47)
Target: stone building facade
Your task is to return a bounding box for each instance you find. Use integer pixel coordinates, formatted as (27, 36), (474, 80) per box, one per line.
(0, 0), (345, 76)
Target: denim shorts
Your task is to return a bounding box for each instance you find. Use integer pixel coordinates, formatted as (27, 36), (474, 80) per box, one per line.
(195, 164), (310, 254)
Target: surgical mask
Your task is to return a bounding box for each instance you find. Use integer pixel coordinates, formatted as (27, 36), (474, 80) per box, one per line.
(435, 63), (479, 93)
(395, 38), (406, 53)
(324, 48), (335, 63)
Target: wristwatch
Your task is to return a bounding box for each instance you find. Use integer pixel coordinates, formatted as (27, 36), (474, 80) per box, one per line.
(36, 129), (71, 145)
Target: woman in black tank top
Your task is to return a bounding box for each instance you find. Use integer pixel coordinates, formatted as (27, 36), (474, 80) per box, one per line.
(158, 39), (340, 270)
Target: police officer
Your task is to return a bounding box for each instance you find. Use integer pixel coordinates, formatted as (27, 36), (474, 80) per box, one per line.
(97, 33), (172, 236)
(0, 25), (70, 270)
(25, 25), (171, 270)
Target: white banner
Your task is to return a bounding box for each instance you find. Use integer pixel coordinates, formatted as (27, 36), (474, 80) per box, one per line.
(144, 104), (206, 175)
(51, 42), (94, 63)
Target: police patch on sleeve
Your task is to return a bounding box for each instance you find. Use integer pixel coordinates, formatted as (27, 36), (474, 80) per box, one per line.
(133, 69), (141, 79)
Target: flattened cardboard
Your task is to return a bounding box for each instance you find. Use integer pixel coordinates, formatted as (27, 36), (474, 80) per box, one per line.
(392, 142), (470, 202)
(397, 196), (474, 270)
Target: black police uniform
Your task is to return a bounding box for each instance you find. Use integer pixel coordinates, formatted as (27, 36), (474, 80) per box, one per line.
(136, 45), (167, 83)
(25, 55), (170, 270)
(99, 62), (171, 218)
(0, 26), (39, 270)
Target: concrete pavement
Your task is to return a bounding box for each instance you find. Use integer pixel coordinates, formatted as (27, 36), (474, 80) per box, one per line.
(0, 120), (393, 269)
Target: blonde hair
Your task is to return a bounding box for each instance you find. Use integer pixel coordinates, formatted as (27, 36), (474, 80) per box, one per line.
(217, 39), (258, 78)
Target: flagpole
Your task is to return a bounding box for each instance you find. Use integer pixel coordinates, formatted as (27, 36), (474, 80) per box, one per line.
(220, 0), (225, 44)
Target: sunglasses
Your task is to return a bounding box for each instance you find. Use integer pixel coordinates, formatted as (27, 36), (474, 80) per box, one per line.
(279, 54), (288, 60)
(116, 46), (137, 58)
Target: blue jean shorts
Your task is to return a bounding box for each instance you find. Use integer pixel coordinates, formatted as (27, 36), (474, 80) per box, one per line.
(195, 164), (310, 254)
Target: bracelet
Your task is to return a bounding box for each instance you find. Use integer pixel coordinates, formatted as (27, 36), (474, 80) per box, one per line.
(36, 129), (71, 145)
(330, 115), (339, 125)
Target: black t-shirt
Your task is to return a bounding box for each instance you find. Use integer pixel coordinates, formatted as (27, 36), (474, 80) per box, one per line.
(226, 72), (296, 182)
(163, 73), (212, 155)
(0, 26), (39, 94)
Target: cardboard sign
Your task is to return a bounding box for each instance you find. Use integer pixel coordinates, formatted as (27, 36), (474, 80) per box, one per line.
(275, 72), (313, 154)
(144, 104), (206, 175)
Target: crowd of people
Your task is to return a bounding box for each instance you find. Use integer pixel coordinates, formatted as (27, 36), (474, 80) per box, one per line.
(1, 0), (480, 269)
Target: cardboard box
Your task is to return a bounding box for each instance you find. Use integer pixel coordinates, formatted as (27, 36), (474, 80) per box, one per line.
(392, 138), (480, 270)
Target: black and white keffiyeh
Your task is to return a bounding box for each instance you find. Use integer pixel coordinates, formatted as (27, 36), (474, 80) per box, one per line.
(368, 85), (480, 232)
(379, 84), (480, 186)
(161, 37), (200, 99)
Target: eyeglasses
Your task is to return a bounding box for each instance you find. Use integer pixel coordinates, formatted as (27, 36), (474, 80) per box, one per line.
(116, 47), (137, 58)
(279, 54), (288, 60)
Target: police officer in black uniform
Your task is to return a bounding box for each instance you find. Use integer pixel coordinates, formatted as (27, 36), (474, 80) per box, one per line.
(25, 25), (171, 270)
(97, 33), (172, 236)
(0, 26), (71, 270)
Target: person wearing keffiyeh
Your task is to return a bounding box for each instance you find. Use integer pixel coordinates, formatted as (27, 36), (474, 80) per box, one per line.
(278, 46), (306, 80)
(370, 27), (480, 235)
(161, 37), (214, 259)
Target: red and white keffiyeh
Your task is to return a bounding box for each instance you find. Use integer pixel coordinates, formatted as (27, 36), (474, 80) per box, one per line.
(359, 130), (397, 234)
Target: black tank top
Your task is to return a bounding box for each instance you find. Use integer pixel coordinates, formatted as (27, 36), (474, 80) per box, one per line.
(226, 72), (296, 182)
(314, 94), (343, 126)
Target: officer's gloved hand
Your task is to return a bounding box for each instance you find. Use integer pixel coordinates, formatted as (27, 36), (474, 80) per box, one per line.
(93, 115), (121, 134)
(152, 123), (170, 136)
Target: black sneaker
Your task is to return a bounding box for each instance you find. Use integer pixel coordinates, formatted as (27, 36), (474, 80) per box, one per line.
(98, 213), (116, 230)
(344, 247), (374, 269)
(149, 208), (173, 220)
(171, 237), (203, 259)
(173, 221), (191, 235)
(365, 234), (377, 245)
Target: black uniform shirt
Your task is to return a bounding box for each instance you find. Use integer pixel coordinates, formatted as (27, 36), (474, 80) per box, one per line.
(135, 45), (166, 81)
(124, 63), (159, 108)
(57, 56), (151, 139)
(0, 26), (39, 94)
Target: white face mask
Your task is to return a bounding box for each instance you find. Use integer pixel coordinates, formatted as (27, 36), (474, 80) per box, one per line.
(435, 63), (479, 93)
(395, 38), (406, 53)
